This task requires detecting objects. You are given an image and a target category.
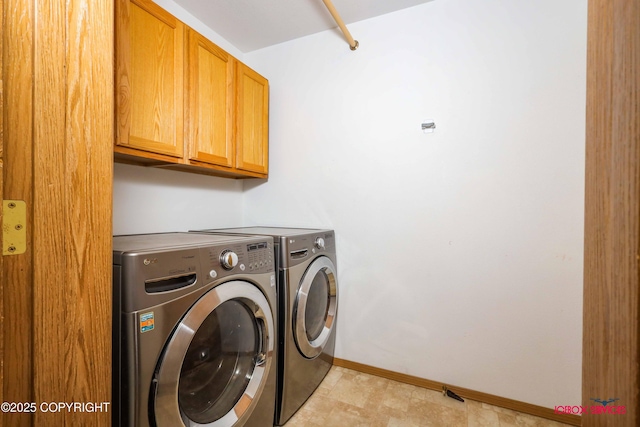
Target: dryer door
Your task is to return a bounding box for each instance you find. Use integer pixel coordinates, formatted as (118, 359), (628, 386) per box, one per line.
(152, 281), (274, 427)
(293, 256), (338, 359)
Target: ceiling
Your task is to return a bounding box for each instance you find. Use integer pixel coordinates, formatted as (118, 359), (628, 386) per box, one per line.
(173, 0), (433, 53)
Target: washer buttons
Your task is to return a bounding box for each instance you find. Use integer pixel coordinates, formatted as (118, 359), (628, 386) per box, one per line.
(209, 270), (217, 279)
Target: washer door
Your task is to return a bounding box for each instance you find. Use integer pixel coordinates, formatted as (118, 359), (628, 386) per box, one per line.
(153, 281), (274, 427)
(293, 256), (338, 359)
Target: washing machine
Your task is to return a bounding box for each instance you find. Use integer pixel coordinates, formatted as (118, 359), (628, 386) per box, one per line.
(191, 227), (338, 425)
(112, 232), (277, 427)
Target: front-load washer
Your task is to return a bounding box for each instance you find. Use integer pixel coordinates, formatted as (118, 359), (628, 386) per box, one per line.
(190, 227), (338, 425)
(112, 232), (277, 427)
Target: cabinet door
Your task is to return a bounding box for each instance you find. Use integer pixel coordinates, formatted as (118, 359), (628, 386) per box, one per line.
(235, 63), (269, 175)
(115, 0), (184, 159)
(185, 29), (234, 168)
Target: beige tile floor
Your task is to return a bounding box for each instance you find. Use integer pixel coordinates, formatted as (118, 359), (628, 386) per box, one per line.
(284, 366), (574, 427)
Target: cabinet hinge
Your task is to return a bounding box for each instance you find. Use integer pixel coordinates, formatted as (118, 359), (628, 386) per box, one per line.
(3, 200), (27, 255)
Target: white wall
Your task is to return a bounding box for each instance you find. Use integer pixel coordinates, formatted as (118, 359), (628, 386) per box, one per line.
(113, 163), (243, 234)
(243, 0), (587, 409)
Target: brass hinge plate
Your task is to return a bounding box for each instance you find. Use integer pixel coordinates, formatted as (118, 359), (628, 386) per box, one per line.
(3, 200), (27, 255)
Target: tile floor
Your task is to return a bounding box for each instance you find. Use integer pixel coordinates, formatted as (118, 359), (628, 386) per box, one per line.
(284, 366), (574, 427)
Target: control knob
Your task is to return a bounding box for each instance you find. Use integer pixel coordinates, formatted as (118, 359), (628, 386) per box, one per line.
(220, 250), (239, 270)
(315, 237), (325, 250)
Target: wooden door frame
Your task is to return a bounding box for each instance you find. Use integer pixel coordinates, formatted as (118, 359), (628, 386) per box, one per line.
(0, 0), (4, 424)
(2, 1), (113, 426)
(582, 0), (640, 425)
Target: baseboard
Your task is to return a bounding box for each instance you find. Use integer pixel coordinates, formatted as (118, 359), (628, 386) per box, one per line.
(333, 358), (581, 426)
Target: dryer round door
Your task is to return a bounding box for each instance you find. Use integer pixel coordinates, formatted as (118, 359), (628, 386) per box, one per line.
(293, 256), (338, 359)
(153, 281), (274, 427)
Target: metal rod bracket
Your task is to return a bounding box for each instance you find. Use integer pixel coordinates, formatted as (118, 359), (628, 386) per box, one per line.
(321, 0), (359, 51)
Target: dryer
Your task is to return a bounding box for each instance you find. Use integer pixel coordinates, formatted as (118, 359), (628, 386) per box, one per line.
(191, 227), (339, 425)
(112, 233), (277, 427)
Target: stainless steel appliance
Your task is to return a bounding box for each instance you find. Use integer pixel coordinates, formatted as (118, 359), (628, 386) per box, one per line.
(191, 227), (338, 425)
(112, 233), (277, 427)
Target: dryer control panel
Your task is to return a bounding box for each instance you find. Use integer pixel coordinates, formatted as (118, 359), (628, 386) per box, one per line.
(282, 231), (335, 268)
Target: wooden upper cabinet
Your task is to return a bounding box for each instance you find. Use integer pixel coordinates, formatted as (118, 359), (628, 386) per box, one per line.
(115, 0), (184, 160)
(235, 62), (269, 175)
(114, 0), (269, 178)
(185, 29), (234, 168)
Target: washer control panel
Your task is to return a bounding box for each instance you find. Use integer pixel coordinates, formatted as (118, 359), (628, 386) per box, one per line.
(246, 241), (273, 272)
(203, 240), (274, 280)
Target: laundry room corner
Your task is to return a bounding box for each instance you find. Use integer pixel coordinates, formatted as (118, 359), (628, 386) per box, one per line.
(241, 0), (587, 411)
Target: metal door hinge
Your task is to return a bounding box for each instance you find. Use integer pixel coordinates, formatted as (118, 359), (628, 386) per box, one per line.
(3, 200), (26, 255)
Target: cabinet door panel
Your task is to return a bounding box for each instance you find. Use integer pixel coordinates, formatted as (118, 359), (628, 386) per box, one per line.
(235, 63), (269, 175)
(186, 30), (233, 167)
(116, 0), (184, 158)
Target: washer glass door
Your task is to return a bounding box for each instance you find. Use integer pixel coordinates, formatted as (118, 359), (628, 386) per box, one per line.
(294, 256), (338, 358)
(153, 281), (274, 427)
